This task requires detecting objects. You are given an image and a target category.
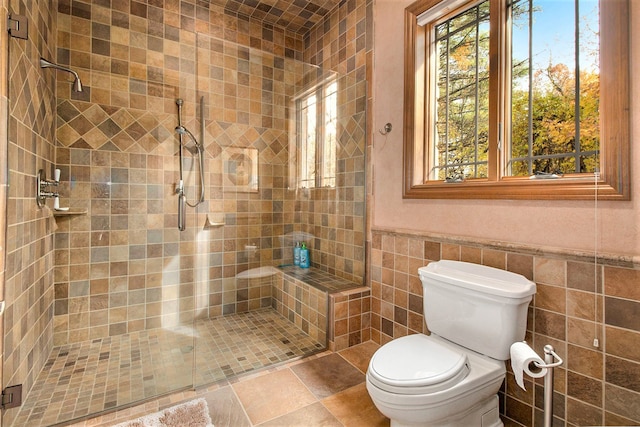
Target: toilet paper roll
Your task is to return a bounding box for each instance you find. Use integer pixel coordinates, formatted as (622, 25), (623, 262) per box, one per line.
(510, 341), (547, 391)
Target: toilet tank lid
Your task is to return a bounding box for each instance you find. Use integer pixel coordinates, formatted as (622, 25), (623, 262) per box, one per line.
(419, 260), (536, 298)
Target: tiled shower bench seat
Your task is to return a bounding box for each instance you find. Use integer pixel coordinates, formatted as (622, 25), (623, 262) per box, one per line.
(275, 266), (371, 351)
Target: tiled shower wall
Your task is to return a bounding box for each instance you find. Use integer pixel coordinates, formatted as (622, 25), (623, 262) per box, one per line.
(369, 228), (640, 426)
(298, 0), (372, 284)
(2, 0), (58, 420)
(301, 0), (374, 284)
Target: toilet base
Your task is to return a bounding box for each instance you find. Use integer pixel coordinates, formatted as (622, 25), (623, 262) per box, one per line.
(389, 395), (502, 427)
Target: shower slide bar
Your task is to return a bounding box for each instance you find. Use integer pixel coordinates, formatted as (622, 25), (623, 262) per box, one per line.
(175, 97), (206, 231)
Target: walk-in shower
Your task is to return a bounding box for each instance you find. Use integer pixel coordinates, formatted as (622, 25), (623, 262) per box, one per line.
(5, 29), (366, 427)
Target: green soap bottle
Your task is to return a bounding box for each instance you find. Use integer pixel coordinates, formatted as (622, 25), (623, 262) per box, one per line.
(299, 242), (310, 268)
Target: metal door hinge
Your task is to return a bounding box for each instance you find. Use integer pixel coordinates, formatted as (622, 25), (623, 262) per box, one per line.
(1, 384), (22, 409)
(8, 14), (28, 40)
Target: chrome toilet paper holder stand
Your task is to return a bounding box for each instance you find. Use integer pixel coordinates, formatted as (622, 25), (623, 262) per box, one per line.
(533, 345), (564, 427)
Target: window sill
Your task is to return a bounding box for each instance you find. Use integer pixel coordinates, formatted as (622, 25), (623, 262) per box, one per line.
(403, 176), (629, 200)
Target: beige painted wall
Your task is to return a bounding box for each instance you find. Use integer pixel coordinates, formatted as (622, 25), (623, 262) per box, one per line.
(372, 0), (639, 258)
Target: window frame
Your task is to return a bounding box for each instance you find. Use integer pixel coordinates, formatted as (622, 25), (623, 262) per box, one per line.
(403, 0), (630, 200)
(295, 78), (338, 189)
(298, 90), (318, 189)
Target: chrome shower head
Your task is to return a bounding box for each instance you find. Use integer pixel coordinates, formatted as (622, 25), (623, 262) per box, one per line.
(175, 125), (189, 135)
(72, 77), (83, 92)
(175, 125), (202, 155)
(40, 58), (83, 92)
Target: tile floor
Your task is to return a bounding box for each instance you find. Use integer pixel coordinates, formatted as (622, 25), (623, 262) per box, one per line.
(12, 309), (325, 427)
(68, 341), (388, 427)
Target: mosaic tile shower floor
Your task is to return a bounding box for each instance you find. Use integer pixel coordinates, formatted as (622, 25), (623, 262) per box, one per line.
(13, 308), (325, 427)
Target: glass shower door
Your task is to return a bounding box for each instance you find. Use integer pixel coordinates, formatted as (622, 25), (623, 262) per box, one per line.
(2, 29), (201, 426)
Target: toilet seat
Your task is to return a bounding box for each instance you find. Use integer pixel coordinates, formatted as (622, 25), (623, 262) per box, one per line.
(368, 334), (470, 395)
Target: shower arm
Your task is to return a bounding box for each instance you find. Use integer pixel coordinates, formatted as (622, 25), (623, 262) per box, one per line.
(40, 58), (83, 92)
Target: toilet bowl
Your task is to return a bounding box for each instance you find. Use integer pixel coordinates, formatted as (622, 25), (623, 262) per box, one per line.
(366, 260), (536, 427)
(366, 334), (505, 427)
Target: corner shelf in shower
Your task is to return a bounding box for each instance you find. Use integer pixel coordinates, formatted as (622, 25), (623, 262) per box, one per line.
(53, 209), (88, 217)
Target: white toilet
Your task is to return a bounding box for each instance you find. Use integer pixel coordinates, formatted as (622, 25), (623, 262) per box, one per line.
(366, 260), (536, 427)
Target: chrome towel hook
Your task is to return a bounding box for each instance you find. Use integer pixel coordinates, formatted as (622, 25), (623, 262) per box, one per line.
(378, 122), (392, 135)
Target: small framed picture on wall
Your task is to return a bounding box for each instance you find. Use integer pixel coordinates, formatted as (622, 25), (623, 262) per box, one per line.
(223, 147), (259, 192)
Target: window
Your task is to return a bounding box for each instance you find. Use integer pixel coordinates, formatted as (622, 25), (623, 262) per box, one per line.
(432, 1), (490, 181)
(297, 80), (338, 188)
(403, 0), (629, 199)
(299, 92), (317, 188)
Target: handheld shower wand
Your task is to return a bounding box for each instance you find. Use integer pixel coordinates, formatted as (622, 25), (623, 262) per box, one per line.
(40, 58), (83, 92)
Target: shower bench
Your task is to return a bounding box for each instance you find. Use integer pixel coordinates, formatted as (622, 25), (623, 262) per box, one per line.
(235, 265), (371, 351)
(275, 265), (371, 352)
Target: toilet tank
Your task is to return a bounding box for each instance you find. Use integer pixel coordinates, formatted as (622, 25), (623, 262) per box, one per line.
(418, 260), (536, 360)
